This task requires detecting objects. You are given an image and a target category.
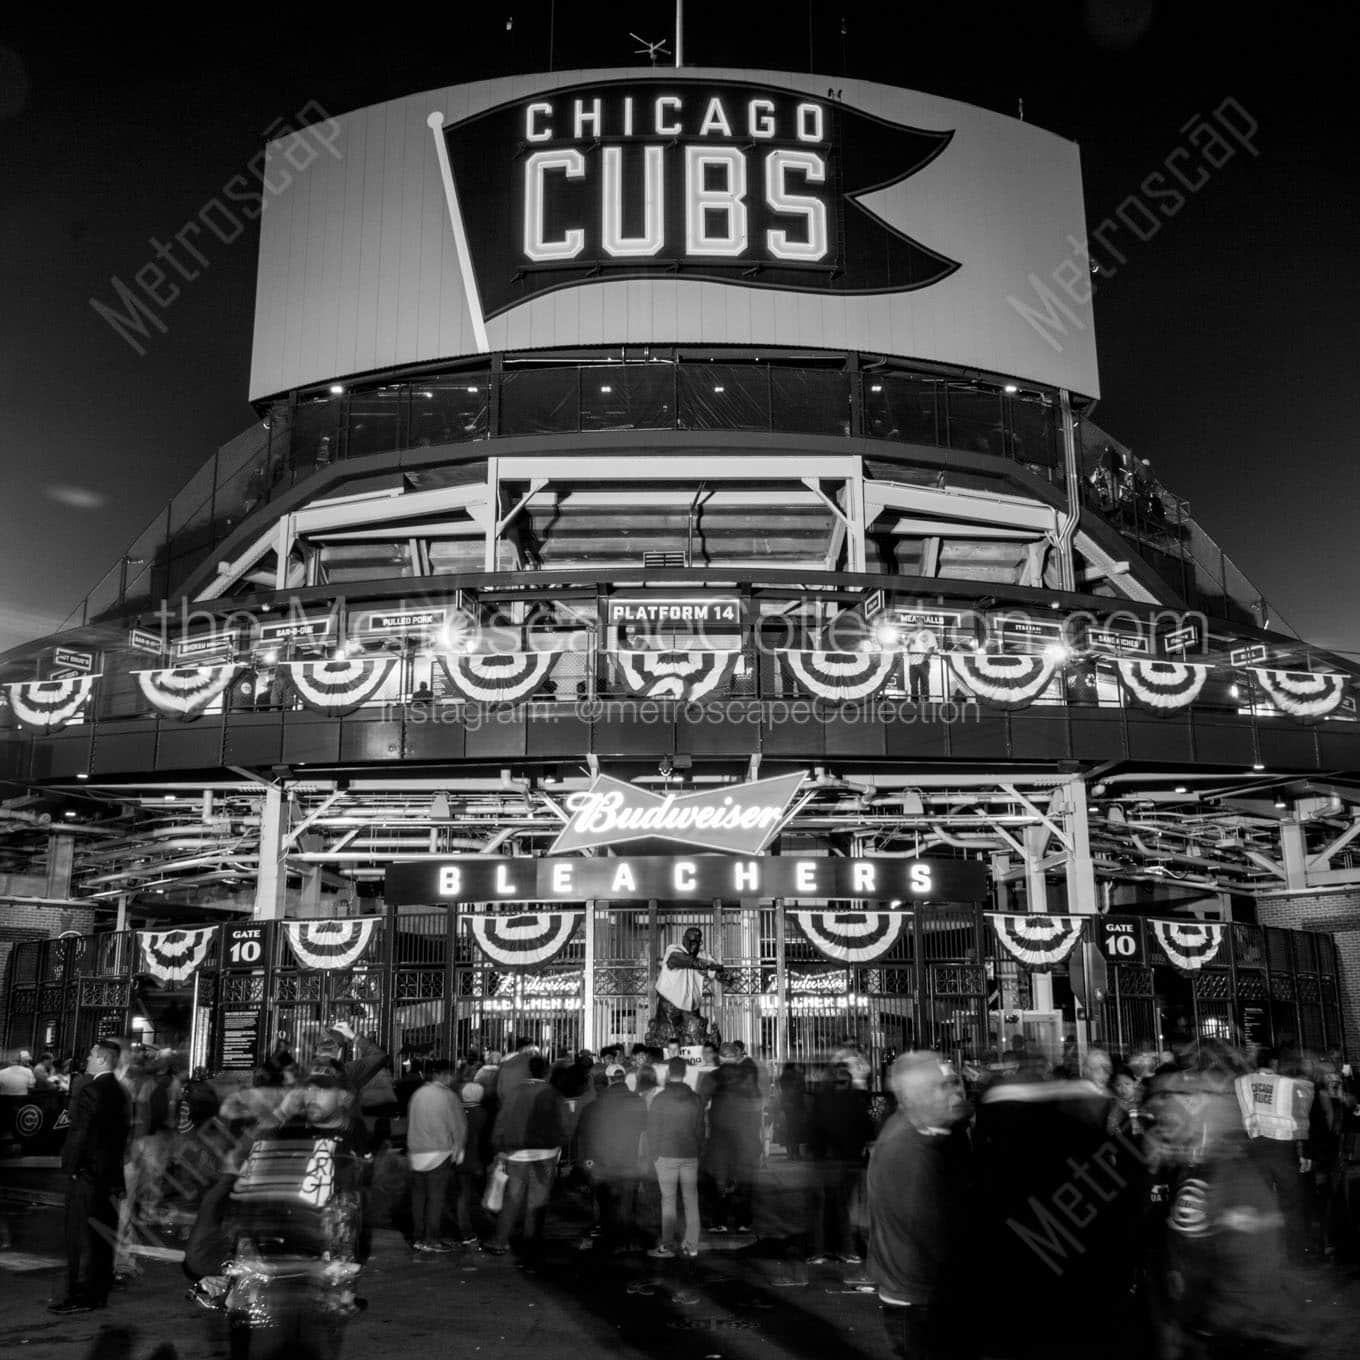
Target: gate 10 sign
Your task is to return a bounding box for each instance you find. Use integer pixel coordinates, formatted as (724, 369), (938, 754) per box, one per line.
(1100, 918), (1144, 963)
(223, 923), (270, 968)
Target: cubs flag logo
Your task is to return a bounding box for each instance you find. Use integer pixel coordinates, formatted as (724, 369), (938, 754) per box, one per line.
(429, 78), (959, 343)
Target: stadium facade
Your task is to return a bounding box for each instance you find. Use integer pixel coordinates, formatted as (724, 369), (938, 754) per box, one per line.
(3, 69), (1359, 1084)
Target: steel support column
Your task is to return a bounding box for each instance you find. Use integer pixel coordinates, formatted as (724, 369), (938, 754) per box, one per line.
(253, 783), (289, 921)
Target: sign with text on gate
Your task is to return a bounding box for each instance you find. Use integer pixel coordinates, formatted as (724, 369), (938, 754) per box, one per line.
(385, 854), (989, 905)
(549, 773), (807, 855)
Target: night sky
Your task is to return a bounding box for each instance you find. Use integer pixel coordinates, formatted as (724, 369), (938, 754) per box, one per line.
(1, 2), (1356, 658)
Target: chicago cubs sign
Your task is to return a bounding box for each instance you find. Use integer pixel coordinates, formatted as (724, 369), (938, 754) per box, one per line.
(250, 69), (1098, 400)
(431, 78), (958, 321)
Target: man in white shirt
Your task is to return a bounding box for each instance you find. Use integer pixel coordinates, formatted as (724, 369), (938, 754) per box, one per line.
(406, 1060), (466, 1252)
(0, 1049), (36, 1095)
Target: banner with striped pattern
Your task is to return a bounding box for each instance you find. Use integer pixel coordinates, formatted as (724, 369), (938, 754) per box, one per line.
(465, 912), (583, 970)
(284, 658), (397, 716)
(137, 926), (217, 984)
(778, 650), (898, 701)
(1114, 659), (1211, 712)
(947, 652), (1057, 709)
(990, 914), (1086, 967)
(1250, 668), (1346, 720)
(793, 911), (908, 964)
(134, 665), (239, 720)
(436, 650), (559, 703)
(4, 676), (98, 729)
(1151, 920), (1225, 971)
(282, 918), (381, 971)
(614, 650), (738, 701)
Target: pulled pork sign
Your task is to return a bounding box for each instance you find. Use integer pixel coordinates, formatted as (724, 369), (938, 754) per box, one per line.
(549, 772), (808, 855)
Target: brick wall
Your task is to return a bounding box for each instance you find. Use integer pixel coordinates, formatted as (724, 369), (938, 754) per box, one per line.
(1256, 889), (1360, 1056)
(0, 900), (98, 1042)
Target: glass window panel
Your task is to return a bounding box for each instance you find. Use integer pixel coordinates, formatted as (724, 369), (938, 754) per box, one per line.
(500, 368), (579, 435)
(291, 394), (342, 479)
(946, 385), (1006, 456)
(580, 364), (674, 430)
(677, 364), (770, 431)
(409, 377), (490, 445)
(864, 372), (939, 444)
(1007, 395), (1059, 467)
(771, 367), (850, 435)
(346, 385), (407, 458)
(168, 460), (215, 539)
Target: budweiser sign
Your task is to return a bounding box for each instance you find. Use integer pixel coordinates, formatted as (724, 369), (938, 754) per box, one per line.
(549, 773), (807, 855)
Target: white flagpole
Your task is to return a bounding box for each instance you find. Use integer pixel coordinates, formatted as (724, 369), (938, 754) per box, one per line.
(427, 111), (490, 354)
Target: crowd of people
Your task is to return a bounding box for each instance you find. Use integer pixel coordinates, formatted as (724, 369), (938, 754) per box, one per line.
(6, 1027), (1359, 1357)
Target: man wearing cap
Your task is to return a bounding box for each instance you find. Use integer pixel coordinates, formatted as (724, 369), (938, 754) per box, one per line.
(406, 1060), (466, 1253)
(452, 1081), (490, 1246)
(577, 1063), (647, 1252)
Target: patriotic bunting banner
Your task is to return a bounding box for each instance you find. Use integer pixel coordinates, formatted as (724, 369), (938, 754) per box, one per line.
(948, 652), (1057, 709)
(137, 926), (217, 984)
(1251, 668), (1347, 720)
(135, 665), (238, 720)
(282, 918), (381, 970)
(1115, 660), (1210, 712)
(794, 911), (908, 964)
(466, 912), (583, 970)
(779, 650), (897, 702)
(437, 650), (559, 703)
(1151, 920), (1225, 971)
(4, 676), (98, 729)
(990, 914), (1086, 967)
(615, 650), (738, 701)
(284, 658), (396, 716)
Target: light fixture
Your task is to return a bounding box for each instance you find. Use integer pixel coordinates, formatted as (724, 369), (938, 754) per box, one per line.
(713, 385), (725, 393)
(76, 772), (88, 781)
(262, 648), (279, 665)
(1049, 600), (1062, 610)
(1174, 785), (1187, 794)
(1003, 383), (1019, 394)
(329, 384), (344, 396)
(874, 620), (902, 648)
(870, 383), (883, 393)
(1274, 797), (1287, 809)
(164, 794), (176, 801)
(64, 810), (77, 819)
(600, 385), (613, 394)
(466, 385), (479, 394)
(1228, 684), (1239, 699)
(1042, 641), (1072, 663)
(1252, 761), (1265, 772)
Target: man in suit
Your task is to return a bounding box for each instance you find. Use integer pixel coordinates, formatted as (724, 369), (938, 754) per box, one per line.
(51, 1039), (130, 1313)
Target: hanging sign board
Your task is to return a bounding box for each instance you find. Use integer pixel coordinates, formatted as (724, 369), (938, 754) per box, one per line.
(1099, 917), (1145, 964)
(1229, 643), (1268, 668)
(1087, 629), (1151, 657)
(128, 627), (166, 656)
(52, 648), (96, 676)
(175, 630), (240, 662)
(606, 596), (742, 651)
(1163, 624), (1200, 654)
(386, 853), (990, 904)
